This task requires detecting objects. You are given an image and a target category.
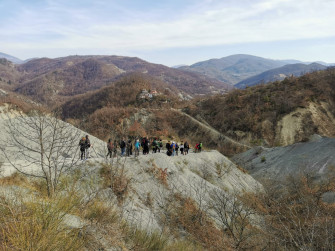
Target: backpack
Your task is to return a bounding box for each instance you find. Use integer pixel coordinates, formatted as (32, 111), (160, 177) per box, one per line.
(120, 141), (126, 148)
(127, 142), (131, 149)
(79, 139), (86, 150)
(184, 142), (189, 148)
(107, 142), (113, 150)
(85, 138), (91, 148)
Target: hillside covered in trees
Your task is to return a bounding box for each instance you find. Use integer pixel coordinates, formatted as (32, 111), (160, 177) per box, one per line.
(185, 67), (335, 146)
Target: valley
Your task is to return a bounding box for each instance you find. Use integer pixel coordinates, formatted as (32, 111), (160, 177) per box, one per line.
(0, 52), (334, 250)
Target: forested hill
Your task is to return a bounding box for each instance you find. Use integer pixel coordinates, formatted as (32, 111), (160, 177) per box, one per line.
(185, 67), (335, 146)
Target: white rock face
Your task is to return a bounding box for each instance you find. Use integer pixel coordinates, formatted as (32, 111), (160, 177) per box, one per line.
(91, 150), (263, 232)
(0, 106), (263, 234)
(0, 108), (107, 177)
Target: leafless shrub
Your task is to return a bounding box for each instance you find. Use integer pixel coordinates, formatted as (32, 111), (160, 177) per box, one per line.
(99, 158), (132, 204)
(208, 189), (259, 250)
(259, 173), (335, 250)
(1, 110), (81, 197)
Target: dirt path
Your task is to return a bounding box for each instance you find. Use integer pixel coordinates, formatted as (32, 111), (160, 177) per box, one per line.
(171, 108), (251, 150)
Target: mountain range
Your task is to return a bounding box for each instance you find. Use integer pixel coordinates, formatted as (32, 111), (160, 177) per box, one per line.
(0, 55), (233, 107)
(179, 54), (333, 87)
(1, 51), (335, 154)
(179, 54), (288, 85)
(2, 52), (333, 91)
(235, 62), (328, 88)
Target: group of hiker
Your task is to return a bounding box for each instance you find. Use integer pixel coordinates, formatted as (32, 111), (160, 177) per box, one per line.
(105, 137), (203, 158)
(165, 141), (189, 156)
(106, 137), (164, 158)
(79, 135), (203, 159)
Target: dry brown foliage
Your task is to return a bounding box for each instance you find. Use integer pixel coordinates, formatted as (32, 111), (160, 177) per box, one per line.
(167, 193), (227, 250)
(146, 161), (169, 187)
(99, 162), (132, 204)
(187, 68), (335, 147)
(249, 173), (335, 250)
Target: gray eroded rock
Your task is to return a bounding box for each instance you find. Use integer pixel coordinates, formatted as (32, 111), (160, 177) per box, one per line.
(232, 135), (335, 182)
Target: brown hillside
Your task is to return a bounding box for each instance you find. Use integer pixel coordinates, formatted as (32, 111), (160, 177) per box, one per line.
(186, 67), (335, 146)
(59, 73), (179, 119)
(0, 59), (21, 89)
(15, 57), (122, 105)
(14, 55), (232, 106)
(58, 73), (245, 156)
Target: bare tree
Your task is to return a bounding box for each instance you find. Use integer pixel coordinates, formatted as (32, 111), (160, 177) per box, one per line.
(261, 173), (335, 250)
(1, 110), (81, 197)
(209, 188), (258, 250)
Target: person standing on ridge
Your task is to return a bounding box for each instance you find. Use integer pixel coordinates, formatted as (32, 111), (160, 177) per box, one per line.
(120, 138), (126, 156)
(166, 141), (171, 152)
(158, 139), (163, 153)
(195, 143), (200, 153)
(126, 139), (133, 157)
(135, 139), (140, 157)
(85, 135), (91, 159)
(79, 137), (86, 160)
(171, 141), (176, 156)
(152, 138), (158, 153)
(113, 140), (118, 157)
(184, 141), (189, 155)
(144, 137), (149, 155)
(175, 142), (179, 156)
(180, 141), (184, 155)
(106, 138), (113, 158)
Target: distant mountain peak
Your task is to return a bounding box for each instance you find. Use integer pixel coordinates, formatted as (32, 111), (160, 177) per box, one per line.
(0, 52), (23, 64)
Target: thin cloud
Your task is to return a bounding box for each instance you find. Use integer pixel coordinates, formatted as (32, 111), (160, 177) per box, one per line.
(0, 0), (334, 61)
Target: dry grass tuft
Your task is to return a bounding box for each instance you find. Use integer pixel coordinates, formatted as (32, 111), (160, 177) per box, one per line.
(0, 196), (85, 251)
(99, 162), (132, 204)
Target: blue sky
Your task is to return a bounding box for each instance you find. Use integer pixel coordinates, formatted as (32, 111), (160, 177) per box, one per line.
(1, 0), (335, 66)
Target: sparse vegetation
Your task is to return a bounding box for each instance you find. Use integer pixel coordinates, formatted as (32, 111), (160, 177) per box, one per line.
(146, 160), (169, 187)
(99, 161), (132, 204)
(0, 192), (85, 250)
(187, 68), (335, 148)
(1, 65), (335, 250)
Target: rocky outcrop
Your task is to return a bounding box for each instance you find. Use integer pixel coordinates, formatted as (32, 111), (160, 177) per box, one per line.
(232, 135), (335, 182)
(275, 102), (335, 146)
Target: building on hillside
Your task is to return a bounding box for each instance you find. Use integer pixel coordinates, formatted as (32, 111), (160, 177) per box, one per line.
(151, 89), (158, 96)
(138, 88), (161, 99)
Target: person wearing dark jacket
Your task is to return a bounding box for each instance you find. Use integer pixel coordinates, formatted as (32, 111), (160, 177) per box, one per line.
(85, 135), (91, 158)
(120, 138), (126, 156)
(113, 140), (118, 157)
(106, 138), (113, 158)
(79, 137), (86, 160)
(144, 137), (149, 155)
(166, 141), (171, 151)
(184, 141), (189, 155)
(126, 140), (133, 156)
